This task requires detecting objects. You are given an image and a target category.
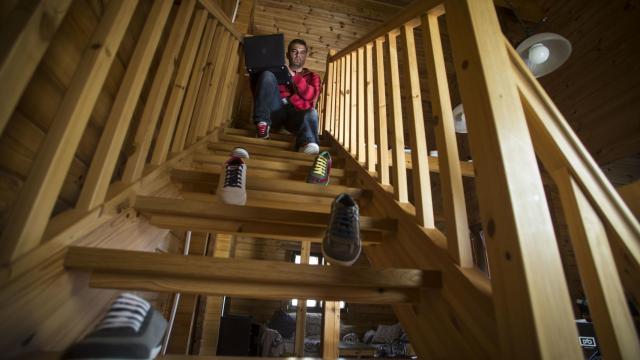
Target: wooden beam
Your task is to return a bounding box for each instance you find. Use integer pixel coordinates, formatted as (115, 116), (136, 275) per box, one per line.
(198, 0), (242, 40)
(322, 300), (340, 359)
(373, 38), (390, 185)
(0, 0), (138, 264)
(134, 196), (396, 232)
(445, 0), (581, 358)
(295, 241), (310, 356)
(343, 53), (352, 151)
(617, 180), (640, 220)
(356, 47), (366, 162)
(364, 43), (376, 173)
(350, 50), (358, 156)
(76, 0), (178, 211)
(0, 0), (72, 135)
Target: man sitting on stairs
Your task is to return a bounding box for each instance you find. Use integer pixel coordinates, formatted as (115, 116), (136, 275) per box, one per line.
(253, 38), (322, 155)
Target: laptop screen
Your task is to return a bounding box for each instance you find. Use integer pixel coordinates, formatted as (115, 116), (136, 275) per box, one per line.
(244, 34), (286, 69)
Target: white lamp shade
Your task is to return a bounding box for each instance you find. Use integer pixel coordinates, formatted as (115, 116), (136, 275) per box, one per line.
(516, 32), (572, 78)
(452, 104), (467, 133)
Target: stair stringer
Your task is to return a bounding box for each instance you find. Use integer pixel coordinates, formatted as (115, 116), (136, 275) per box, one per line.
(331, 136), (499, 359)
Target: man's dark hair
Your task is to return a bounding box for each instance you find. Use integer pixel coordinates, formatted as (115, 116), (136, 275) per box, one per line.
(288, 39), (307, 52)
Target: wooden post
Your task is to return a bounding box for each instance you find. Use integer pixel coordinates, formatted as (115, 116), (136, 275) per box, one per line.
(374, 38), (390, 185)
(364, 42), (376, 173)
(0, 0), (138, 264)
(553, 168), (640, 359)
(76, 0), (178, 211)
(400, 23), (434, 227)
(151, 9), (208, 165)
(213, 38), (240, 128)
(343, 53), (352, 151)
(322, 301), (340, 359)
(385, 32), (408, 202)
(337, 57), (346, 144)
(421, 13), (471, 266)
(445, 0), (582, 358)
(295, 241), (311, 356)
(357, 47), (366, 163)
(0, 0), (73, 135)
(323, 53), (336, 133)
(171, 19), (217, 153)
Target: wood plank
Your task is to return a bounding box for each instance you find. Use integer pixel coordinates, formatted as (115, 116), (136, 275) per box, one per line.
(198, 0), (242, 40)
(617, 180), (640, 220)
(364, 43), (376, 173)
(75, 0), (177, 211)
(0, 0), (73, 135)
(170, 168), (367, 199)
(218, 133), (330, 152)
(357, 47), (366, 162)
(171, 19), (216, 153)
(336, 57), (344, 145)
(400, 23), (434, 227)
(421, 13), (471, 266)
(322, 300), (340, 359)
(553, 168), (640, 359)
(65, 247), (439, 289)
(134, 196), (396, 232)
(148, 214), (384, 244)
(295, 241), (311, 356)
(343, 53), (352, 151)
(223, 127), (295, 142)
(445, 0), (581, 358)
(212, 38), (240, 129)
(385, 32), (408, 202)
(151, 9), (208, 165)
(180, 191), (333, 214)
(208, 141), (323, 162)
(0, 0), (139, 264)
(203, 30), (233, 132)
(374, 38), (390, 185)
(324, 50), (337, 134)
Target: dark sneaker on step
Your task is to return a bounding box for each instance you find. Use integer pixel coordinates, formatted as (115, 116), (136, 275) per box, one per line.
(322, 193), (361, 266)
(307, 151), (332, 185)
(256, 121), (270, 139)
(217, 156), (247, 206)
(63, 293), (167, 360)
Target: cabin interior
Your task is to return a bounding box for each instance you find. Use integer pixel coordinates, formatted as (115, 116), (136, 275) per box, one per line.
(0, 0), (638, 359)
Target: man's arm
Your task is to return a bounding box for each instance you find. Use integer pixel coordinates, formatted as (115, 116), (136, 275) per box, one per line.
(289, 72), (321, 110)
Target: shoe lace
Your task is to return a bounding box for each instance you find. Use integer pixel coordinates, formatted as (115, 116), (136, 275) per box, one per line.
(224, 163), (243, 188)
(312, 156), (329, 177)
(329, 205), (358, 240)
(96, 294), (150, 332)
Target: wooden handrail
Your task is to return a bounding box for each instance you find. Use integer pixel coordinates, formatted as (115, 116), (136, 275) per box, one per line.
(198, 0), (243, 41)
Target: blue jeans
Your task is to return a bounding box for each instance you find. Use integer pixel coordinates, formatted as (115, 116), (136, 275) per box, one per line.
(253, 71), (319, 149)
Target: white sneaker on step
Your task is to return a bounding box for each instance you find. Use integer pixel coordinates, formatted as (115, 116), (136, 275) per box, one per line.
(299, 143), (319, 155)
(217, 156), (247, 206)
(231, 147), (249, 159)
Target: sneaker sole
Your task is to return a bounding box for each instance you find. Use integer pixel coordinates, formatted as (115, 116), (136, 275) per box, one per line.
(321, 238), (361, 267)
(68, 345), (161, 360)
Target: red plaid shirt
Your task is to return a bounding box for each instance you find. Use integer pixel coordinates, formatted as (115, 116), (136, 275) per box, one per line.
(279, 69), (322, 111)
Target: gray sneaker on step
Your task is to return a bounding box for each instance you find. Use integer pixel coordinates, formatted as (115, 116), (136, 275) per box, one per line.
(322, 193), (361, 266)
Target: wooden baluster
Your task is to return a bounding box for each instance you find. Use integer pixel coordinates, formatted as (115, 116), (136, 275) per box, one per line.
(336, 57), (345, 144)
(170, 19), (216, 153)
(210, 34), (238, 129)
(151, 9), (208, 165)
(204, 30), (234, 132)
(365, 42), (376, 173)
(343, 54), (352, 149)
(446, 0), (581, 357)
(357, 47), (366, 163)
(328, 52), (338, 135)
(76, 0), (177, 211)
(421, 13), (471, 265)
(374, 38), (390, 185)
(0, 0), (139, 263)
(400, 23), (434, 227)
(0, 0), (73, 135)
(187, 23), (224, 144)
(350, 50), (358, 156)
(385, 32), (408, 202)
(294, 241), (311, 356)
(553, 167), (640, 359)
(217, 38), (241, 128)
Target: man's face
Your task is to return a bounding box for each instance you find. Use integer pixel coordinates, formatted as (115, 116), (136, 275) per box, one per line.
(288, 43), (307, 69)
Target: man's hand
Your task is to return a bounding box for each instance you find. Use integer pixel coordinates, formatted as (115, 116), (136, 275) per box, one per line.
(285, 64), (296, 77)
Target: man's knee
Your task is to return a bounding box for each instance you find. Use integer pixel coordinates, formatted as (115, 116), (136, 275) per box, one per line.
(305, 108), (318, 122)
(257, 70), (277, 84)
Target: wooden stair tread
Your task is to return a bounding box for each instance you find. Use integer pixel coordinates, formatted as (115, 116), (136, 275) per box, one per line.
(65, 247), (440, 303)
(189, 162), (348, 185)
(171, 168), (368, 199)
(209, 141), (330, 162)
(181, 191), (333, 214)
(134, 196), (395, 232)
(224, 127), (295, 142)
(193, 152), (347, 177)
(219, 133), (332, 152)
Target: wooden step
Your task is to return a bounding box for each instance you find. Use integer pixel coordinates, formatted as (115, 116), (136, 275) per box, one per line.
(220, 133), (332, 152)
(224, 127), (296, 142)
(65, 247), (440, 303)
(171, 168), (367, 199)
(209, 141), (327, 163)
(134, 196), (395, 232)
(181, 191), (333, 214)
(193, 152), (347, 177)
